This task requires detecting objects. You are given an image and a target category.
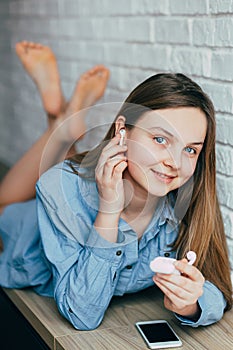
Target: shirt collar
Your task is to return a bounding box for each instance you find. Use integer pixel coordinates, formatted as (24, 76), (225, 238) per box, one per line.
(158, 196), (180, 227)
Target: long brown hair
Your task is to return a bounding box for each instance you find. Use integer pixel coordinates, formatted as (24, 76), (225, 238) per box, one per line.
(69, 73), (232, 310)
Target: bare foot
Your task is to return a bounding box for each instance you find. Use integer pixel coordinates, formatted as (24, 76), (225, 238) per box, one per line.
(56, 64), (110, 148)
(66, 64), (110, 115)
(15, 41), (65, 117)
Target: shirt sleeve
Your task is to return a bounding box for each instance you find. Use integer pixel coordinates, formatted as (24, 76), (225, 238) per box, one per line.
(174, 280), (227, 327)
(36, 167), (127, 330)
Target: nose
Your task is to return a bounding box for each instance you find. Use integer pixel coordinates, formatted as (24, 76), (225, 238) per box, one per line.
(162, 148), (181, 170)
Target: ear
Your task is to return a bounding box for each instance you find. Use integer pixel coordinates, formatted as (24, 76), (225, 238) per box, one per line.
(115, 115), (126, 135)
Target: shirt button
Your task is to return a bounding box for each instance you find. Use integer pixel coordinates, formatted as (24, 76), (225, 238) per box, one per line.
(116, 250), (122, 256)
(126, 265), (132, 269)
(164, 252), (170, 257)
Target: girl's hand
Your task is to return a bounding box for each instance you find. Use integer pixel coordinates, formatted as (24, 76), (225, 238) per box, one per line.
(95, 133), (128, 215)
(153, 259), (205, 320)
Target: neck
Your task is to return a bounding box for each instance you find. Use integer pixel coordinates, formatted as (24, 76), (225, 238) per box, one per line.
(122, 171), (159, 218)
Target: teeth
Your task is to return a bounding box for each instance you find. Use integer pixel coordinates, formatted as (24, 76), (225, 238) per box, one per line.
(160, 174), (168, 178)
(158, 173), (169, 179)
(153, 171), (172, 179)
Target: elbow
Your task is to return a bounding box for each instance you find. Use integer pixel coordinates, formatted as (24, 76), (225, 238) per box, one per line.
(57, 298), (104, 330)
(67, 309), (102, 330)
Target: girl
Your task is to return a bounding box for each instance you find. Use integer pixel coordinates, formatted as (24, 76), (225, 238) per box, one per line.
(0, 54), (232, 329)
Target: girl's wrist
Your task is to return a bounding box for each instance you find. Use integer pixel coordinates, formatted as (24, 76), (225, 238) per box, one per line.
(177, 302), (201, 322)
(94, 212), (121, 243)
(98, 202), (123, 216)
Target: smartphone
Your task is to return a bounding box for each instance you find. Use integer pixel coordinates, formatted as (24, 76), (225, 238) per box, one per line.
(135, 320), (182, 349)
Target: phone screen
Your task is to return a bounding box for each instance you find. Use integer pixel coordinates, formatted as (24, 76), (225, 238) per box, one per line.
(138, 322), (179, 343)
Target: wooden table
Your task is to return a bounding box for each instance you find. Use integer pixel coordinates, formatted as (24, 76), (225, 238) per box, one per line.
(3, 286), (233, 349)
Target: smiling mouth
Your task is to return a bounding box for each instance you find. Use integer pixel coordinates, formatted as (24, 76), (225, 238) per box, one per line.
(151, 169), (176, 182)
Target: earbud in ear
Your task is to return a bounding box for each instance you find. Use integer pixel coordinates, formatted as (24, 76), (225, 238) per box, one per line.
(119, 128), (126, 146)
(186, 251), (197, 265)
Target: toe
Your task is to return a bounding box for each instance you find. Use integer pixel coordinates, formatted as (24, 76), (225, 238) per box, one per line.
(15, 42), (25, 55)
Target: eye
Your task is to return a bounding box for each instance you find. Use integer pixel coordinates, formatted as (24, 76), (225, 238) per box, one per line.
(154, 136), (167, 145)
(184, 146), (196, 155)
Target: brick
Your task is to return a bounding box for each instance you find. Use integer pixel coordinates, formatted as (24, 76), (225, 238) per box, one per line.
(201, 82), (233, 113)
(34, 0), (59, 16)
(154, 18), (191, 44)
(120, 17), (153, 43)
(87, 17), (153, 43)
(133, 44), (169, 70)
(170, 48), (211, 77)
(169, 0), (208, 15)
(59, 0), (132, 17)
(58, 0), (85, 17)
(221, 207), (233, 240)
(193, 18), (233, 47)
(214, 18), (233, 47)
(216, 145), (233, 176)
(193, 18), (215, 46)
(210, 0), (233, 14)
(216, 114), (233, 146)
(108, 66), (129, 91)
(132, 0), (169, 15)
(212, 52), (233, 81)
(73, 0), (170, 16)
(96, 0), (133, 16)
(59, 0), (165, 17)
(12, 18), (51, 36)
(104, 43), (136, 66)
(217, 175), (233, 209)
(56, 18), (94, 39)
(58, 41), (105, 64)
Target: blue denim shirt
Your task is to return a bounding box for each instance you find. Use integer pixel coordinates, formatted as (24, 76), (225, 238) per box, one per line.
(0, 161), (226, 330)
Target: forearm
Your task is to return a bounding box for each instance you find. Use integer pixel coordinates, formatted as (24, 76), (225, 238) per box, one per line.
(54, 246), (123, 330)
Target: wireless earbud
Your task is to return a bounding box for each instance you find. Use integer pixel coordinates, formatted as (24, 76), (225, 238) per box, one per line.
(186, 251), (196, 265)
(119, 128), (126, 146)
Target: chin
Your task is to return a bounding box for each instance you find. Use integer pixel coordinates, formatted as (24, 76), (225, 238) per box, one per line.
(147, 187), (171, 197)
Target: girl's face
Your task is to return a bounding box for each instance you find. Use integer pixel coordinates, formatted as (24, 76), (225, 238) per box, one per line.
(125, 107), (207, 198)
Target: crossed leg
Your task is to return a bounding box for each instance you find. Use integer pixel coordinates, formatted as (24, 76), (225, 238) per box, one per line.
(0, 41), (110, 211)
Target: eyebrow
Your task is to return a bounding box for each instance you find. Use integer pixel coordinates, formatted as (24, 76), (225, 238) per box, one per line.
(149, 127), (204, 146)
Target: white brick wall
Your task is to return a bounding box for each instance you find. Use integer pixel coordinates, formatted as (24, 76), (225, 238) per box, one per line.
(0, 0), (233, 268)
